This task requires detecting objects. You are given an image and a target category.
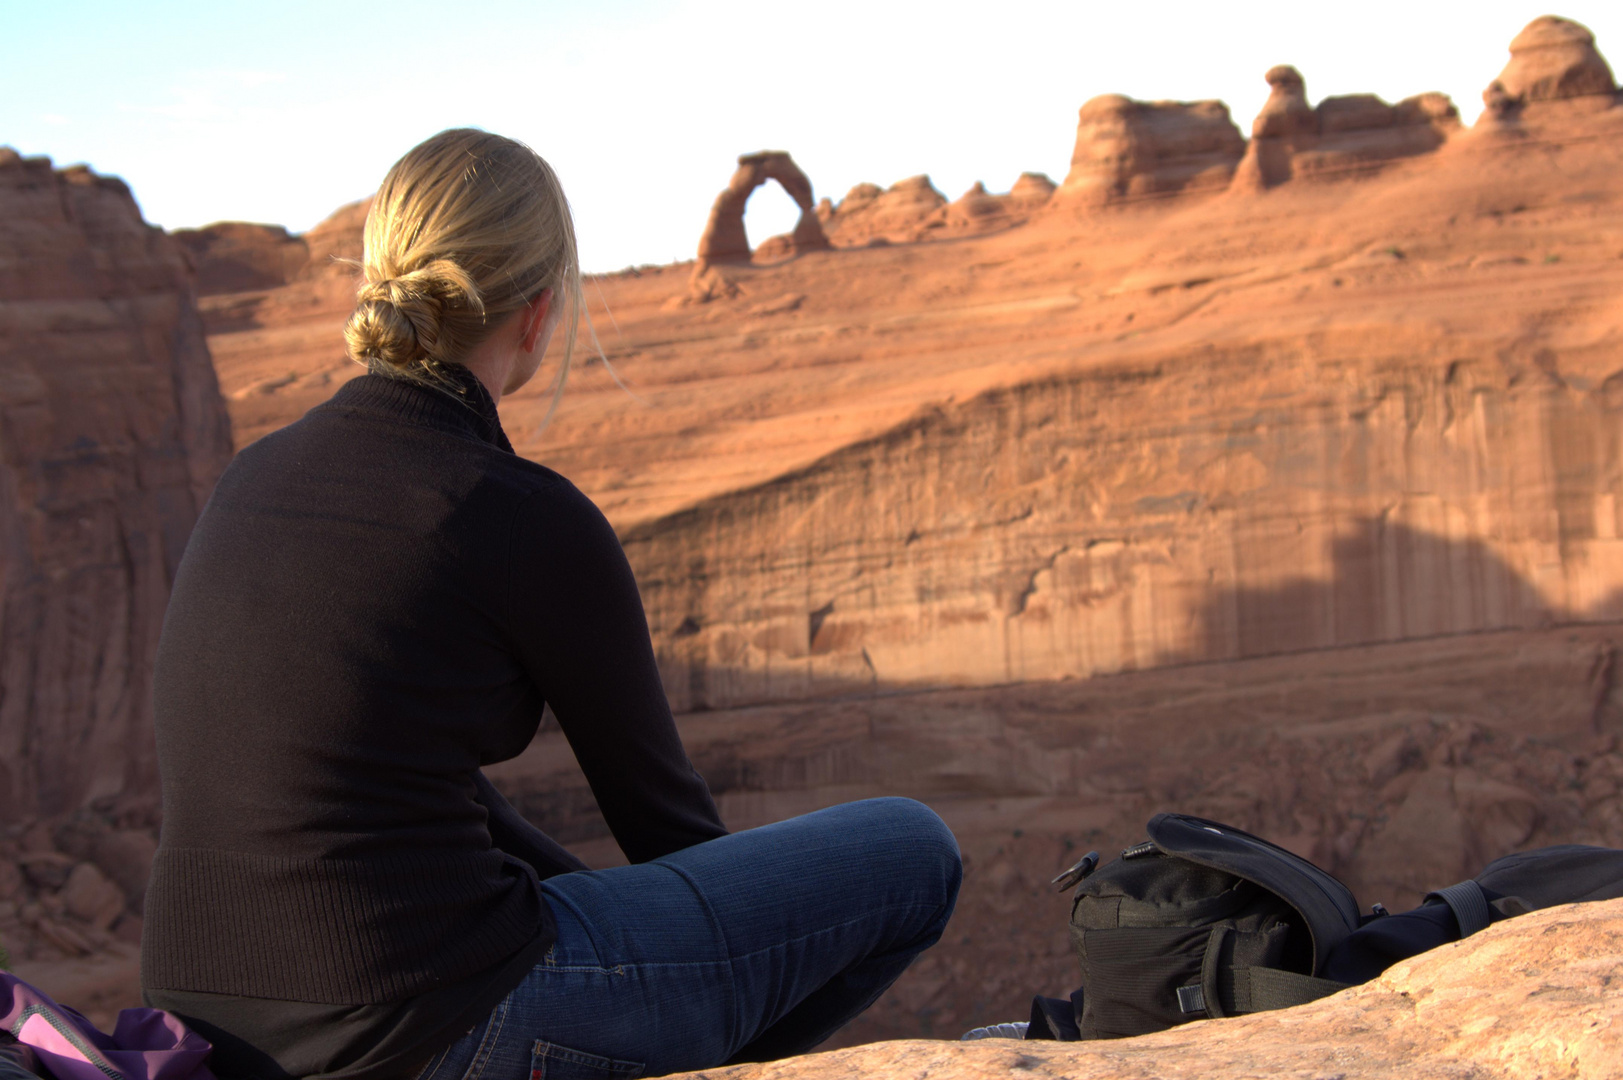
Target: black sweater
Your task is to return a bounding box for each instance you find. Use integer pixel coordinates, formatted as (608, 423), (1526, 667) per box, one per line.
(142, 371), (726, 1076)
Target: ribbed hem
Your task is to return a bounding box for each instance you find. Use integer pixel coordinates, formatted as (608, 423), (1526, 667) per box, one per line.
(142, 846), (554, 1003)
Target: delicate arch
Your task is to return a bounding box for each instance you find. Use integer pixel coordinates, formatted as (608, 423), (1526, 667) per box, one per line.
(696, 151), (831, 265)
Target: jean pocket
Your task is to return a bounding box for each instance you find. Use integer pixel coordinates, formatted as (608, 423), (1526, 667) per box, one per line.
(529, 1040), (644, 1080)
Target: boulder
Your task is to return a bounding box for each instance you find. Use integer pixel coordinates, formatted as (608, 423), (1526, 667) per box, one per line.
(18, 852), (73, 892)
(89, 829), (157, 913)
(671, 899), (1623, 1080)
(0, 859), (20, 902)
(1058, 95), (1245, 205)
(59, 863), (125, 930)
(1487, 15), (1617, 110)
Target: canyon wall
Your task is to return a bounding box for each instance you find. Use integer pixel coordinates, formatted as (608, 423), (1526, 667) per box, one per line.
(0, 151), (232, 828)
(629, 335), (1623, 712)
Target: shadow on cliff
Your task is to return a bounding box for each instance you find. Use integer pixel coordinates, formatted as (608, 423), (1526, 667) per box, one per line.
(1179, 518), (1578, 666)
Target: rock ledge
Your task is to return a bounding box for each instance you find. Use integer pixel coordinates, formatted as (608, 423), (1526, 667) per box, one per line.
(677, 898), (1623, 1080)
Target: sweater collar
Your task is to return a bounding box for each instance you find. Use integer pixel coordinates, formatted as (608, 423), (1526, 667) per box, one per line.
(328, 366), (514, 453)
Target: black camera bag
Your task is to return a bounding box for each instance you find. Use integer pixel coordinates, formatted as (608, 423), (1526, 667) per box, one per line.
(1027, 812), (1623, 1042)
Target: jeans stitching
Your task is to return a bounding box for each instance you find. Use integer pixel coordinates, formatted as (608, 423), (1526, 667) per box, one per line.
(533, 1041), (643, 1073)
(461, 992), (510, 1080)
(413, 1043), (452, 1080)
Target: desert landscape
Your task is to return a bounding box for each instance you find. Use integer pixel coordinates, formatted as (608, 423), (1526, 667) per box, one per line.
(3, 12), (1623, 1075)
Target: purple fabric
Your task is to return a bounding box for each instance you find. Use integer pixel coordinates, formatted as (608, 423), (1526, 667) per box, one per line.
(2, 973), (214, 1080)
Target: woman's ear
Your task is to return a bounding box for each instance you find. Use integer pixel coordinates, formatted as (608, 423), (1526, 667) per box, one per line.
(521, 288), (555, 353)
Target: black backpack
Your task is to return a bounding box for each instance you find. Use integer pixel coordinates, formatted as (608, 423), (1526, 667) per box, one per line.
(1025, 812), (1623, 1042)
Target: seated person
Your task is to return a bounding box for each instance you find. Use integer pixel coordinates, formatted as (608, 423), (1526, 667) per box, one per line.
(141, 128), (961, 1080)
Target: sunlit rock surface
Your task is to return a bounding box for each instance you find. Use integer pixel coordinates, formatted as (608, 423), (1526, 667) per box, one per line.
(673, 899), (1623, 1080)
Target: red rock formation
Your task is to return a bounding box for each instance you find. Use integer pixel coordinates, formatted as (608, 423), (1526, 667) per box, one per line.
(23, 12), (1623, 1033)
(939, 182), (1009, 234)
(298, 197), (370, 279)
(1253, 64), (1319, 140)
(697, 152), (829, 267)
(1006, 171), (1056, 209)
(169, 222), (309, 295)
(1488, 15), (1617, 109)
(1235, 66), (1458, 189)
(1057, 94), (1245, 205)
(818, 175), (949, 246)
(628, 337), (1623, 713)
(933, 175), (1055, 236)
(0, 150), (232, 959)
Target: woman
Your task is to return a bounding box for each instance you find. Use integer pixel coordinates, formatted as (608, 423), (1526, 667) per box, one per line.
(141, 129), (961, 1080)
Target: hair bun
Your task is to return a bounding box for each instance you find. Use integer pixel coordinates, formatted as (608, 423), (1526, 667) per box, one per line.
(343, 260), (484, 368)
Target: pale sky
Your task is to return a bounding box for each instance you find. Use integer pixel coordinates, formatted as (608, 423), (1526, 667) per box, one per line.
(6, 1), (1620, 272)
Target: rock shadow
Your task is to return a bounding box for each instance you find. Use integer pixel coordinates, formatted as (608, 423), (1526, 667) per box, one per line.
(1184, 518), (1556, 666)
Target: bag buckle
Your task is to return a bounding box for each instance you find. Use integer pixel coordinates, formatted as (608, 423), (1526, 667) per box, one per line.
(1052, 851), (1100, 892)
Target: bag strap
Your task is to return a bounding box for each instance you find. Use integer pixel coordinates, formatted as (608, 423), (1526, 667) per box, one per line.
(1204, 961), (1350, 1017)
(1234, 967), (1352, 1012)
(1426, 880), (1492, 938)
(1191, 924), (1350, 1018)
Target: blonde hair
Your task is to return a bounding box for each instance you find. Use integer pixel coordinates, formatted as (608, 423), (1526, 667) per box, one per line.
(343, 128), (583, 428)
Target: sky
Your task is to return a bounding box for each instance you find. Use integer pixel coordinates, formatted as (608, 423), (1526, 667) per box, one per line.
(6, 1), (1621, 272)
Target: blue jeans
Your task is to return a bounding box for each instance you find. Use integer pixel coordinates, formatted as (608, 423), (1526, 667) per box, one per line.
(414, 798), (960, 1080)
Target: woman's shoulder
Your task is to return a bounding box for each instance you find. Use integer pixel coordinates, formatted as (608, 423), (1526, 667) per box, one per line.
(212, 385), (589, 520)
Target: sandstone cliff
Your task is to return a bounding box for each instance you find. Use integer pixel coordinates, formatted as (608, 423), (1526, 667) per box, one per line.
(626, 105), (1623, 717)
(0, 151), (232, 956)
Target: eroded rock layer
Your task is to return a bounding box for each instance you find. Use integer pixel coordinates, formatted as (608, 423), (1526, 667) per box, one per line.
(1491, 14), (1618, 107)
(0, 152), (232, 830)
(631, 330), (1623, 712)
(1059, 95), (1245, 204)
(1234, 66), (1460, 189)
(0, 149), (232, 970)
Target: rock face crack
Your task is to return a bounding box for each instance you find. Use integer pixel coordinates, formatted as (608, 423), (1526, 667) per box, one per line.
(1009, 546), (1072, 619)
(808, 601), (836, 648)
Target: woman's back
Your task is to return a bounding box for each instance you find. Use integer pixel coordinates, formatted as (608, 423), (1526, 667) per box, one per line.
(139, 127), (958, 1080)
(145, 368), (725, 1004)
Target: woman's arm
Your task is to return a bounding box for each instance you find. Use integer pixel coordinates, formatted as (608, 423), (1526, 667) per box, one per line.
(505, 481), (728, 863)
